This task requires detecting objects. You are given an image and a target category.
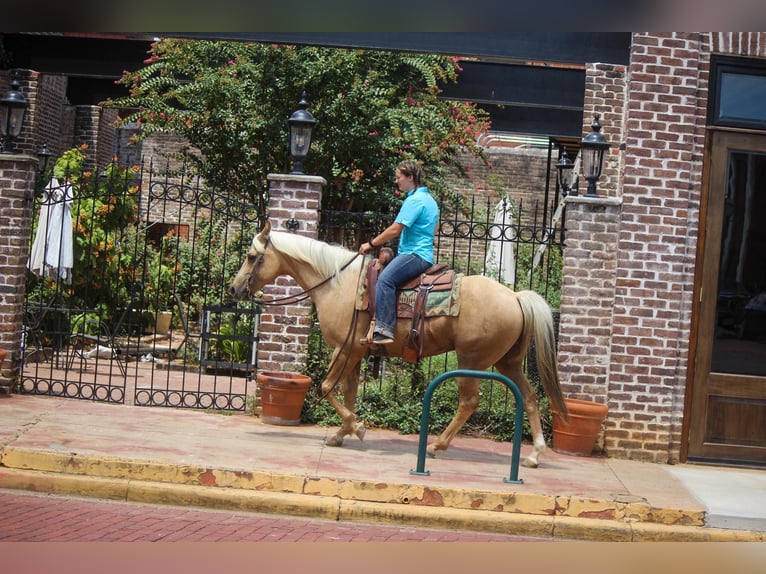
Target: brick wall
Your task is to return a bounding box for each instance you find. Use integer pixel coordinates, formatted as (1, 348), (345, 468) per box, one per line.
(559, 32), (766, 463)
(605, 33), (707, 463)
(0, 156), (37, 391)
(256, 174), (325, 373)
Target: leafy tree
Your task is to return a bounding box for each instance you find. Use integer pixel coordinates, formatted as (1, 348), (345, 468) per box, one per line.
(105, 38), (491, 214)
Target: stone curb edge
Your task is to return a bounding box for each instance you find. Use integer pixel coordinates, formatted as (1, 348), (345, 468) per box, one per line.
(0, 467), (762, 542)
(0, 447), (705, 527)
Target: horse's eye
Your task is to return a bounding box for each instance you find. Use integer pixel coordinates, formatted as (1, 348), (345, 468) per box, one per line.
(247, 253), (258, 263)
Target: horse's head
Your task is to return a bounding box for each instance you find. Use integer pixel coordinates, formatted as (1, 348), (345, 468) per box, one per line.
(230, 220), (280, 301)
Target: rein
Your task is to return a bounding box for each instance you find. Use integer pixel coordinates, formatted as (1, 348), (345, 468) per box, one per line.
(257, 252), (360, 307)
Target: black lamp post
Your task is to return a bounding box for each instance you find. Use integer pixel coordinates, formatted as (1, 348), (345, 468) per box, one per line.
(0, 71), (29, 154)
(37, 143), (53, 193)
(555, 148), (576, 197)
(580, 113), (610, 197)
(287, 92), (316, 175)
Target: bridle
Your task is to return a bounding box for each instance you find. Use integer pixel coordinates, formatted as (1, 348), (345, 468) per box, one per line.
(249, 238), (361, 307)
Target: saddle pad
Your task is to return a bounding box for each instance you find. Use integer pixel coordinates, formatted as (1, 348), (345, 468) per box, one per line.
(355, 272), (463, 318)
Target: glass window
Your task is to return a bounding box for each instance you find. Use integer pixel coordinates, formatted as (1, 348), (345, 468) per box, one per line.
(710, 57), (766, 130)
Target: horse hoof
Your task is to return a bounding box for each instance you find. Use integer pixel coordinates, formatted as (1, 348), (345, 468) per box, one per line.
(325, 435), (344, 447)
(426, 446), (437, 458)
(522, 457), (539, 469)
(354, 423), (366, 441)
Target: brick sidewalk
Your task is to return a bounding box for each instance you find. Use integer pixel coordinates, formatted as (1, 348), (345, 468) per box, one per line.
(0, 489), (552, 542)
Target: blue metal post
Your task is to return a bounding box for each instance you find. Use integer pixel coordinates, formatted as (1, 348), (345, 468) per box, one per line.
(410, 369), (525, 484)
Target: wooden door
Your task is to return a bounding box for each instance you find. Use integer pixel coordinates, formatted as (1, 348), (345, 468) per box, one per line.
(688, 130), (766, 465)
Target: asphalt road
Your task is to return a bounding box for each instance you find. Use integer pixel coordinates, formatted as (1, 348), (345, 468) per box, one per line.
(0, 488), (552, 542)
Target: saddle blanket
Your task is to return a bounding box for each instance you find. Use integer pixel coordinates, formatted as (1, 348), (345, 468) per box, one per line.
(355, 272), (463, 318)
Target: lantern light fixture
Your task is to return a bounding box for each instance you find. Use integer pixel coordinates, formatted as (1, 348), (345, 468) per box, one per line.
(287, 92), (317, 175)
(0, 71), (29, 154)
(555, 147), (576, 197)
(580, 113), (610, 197)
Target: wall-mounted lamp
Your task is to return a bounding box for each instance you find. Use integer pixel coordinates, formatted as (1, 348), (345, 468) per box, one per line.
(287, 92), (316, 175)
(580, 114), (610, 197)
(0, 71), (29, 154)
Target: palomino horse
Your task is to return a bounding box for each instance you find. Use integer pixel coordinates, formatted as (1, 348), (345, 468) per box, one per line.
(230, 221), (568, 468)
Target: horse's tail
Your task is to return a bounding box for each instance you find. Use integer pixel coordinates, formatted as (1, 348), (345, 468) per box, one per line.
(516, 290), (569, 422)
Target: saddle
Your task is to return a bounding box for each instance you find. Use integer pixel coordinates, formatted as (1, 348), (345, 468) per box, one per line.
(362, 247), (459, 363)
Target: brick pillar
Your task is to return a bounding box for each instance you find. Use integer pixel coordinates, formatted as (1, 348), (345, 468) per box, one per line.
(256, 173), (325, 373)
(556, 196), (621, 449)
(0, 154), (38, 392)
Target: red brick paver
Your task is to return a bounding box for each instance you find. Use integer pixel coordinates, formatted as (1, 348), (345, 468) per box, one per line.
(0, 489), (550, 542)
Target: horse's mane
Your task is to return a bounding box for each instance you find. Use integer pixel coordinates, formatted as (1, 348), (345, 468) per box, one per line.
(269, 231), (360, 281)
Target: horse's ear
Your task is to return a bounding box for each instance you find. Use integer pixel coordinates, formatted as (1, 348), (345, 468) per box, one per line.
(259, 220), (272, 240)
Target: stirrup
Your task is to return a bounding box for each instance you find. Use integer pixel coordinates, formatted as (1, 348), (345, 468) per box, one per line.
(361, 319), (376, 345)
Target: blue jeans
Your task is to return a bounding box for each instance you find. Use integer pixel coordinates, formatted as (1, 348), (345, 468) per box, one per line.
(374, 253), (432, 337)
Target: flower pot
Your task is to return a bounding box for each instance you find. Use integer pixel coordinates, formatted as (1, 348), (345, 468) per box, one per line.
(0, 348), (6, 371)
(257, 371), (313, 426)
(154, 311), (172, 335)
(552, 398), (608, 456)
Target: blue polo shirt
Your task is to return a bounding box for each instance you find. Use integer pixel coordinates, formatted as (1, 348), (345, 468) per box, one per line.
(395, 186), (439, 264)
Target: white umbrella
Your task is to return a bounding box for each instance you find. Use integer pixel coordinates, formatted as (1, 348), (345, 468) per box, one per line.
(28, 177), (74, 284)
(485, 199), (515, 286)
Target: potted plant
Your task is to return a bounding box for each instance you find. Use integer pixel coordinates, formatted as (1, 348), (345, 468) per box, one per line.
(145, 251), (174, 335)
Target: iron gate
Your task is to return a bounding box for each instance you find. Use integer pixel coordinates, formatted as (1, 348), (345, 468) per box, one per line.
(21, 157), (265, 411)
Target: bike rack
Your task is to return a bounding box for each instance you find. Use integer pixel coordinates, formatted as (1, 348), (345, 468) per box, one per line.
(410, 369), (525, 484)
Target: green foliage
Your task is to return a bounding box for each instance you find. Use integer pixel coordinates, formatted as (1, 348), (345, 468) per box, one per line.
(208, 315), (256, 363)
(170, 215), (258, 321)
(514, 244), (563, 310)
(105, 39), (491, 214)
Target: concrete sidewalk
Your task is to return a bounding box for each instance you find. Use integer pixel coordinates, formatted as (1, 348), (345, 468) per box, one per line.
(0, 393), (763, 541)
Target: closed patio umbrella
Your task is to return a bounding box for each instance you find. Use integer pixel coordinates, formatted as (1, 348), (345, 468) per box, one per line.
(484, 198), (516, 287)
(28, 177), (74, 284)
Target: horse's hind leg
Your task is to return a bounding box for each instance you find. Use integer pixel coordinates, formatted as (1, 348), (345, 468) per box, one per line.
(494, 351), (546, 468)
(427, 375), (480, 457)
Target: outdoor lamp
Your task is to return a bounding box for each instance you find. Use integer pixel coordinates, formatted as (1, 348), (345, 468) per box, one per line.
(555, 148), (575, 197)
(580, 113), (610, 197)
(287, 92), (316, 175)
(37, 143), (53, 193)
(0, 71), (29, 154)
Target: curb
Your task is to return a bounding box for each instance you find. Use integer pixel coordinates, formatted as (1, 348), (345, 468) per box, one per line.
(0, 466), (762, 542)
(2, 445), (764, 542)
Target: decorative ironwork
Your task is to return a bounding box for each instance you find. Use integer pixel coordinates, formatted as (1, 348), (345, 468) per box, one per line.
(21, 160), (262, 411)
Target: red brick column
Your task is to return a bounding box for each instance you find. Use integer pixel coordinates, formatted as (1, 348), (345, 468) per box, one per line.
(256, 173), (325, 373)
(0, 155), (38, 392)
(557, 196), (622, 404)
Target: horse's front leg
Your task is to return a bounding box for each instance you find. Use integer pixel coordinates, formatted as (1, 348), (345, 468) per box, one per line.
(321, 349), (365, 447)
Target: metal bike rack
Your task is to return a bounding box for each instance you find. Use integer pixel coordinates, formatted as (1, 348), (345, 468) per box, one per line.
(410, 369), (525, 484)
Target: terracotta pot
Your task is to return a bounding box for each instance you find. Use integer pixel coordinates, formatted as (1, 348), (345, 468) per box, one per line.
(257, 371), (313, 426)
(0, 348), (6, 371)
(552, 398), (608, 456)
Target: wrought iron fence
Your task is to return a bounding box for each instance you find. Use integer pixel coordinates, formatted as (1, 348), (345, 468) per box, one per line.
(21, 159), (265, 411)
